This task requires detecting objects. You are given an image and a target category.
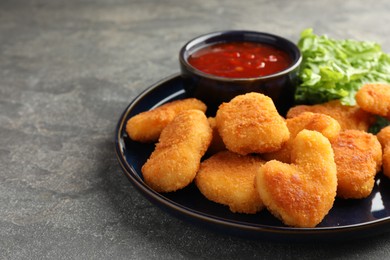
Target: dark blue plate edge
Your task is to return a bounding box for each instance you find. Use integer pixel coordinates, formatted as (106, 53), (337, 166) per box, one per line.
(114, 73), (390, 242)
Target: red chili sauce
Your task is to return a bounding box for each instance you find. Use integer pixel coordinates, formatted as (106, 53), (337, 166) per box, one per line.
(188, 42), (292, 78)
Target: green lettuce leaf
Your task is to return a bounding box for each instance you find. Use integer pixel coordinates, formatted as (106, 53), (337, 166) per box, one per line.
(295, 28), (390, 105)
(368, 116), (390, 134)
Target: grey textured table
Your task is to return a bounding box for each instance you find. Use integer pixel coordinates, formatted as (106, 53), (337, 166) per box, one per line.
(2, 0), (390, 259)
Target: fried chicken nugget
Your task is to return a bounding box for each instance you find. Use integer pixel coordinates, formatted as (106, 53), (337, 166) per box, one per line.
(377, 125), (390, 148)
(195, 151), (265, 214)
(255, 130), (337, 228)
(356, 83), (390, 119)
(377, 126), (390, 178)
(286, 100), (375, 131)
(382, 147), (390, 179)
(263, 112), (341, 163)
(142, 109), (212, 192)
(216, 92), (289, 155)
(126, 98), (207, 142)
(331, 130), (382, 199)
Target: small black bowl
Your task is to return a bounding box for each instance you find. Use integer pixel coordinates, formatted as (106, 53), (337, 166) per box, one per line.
(179, 30), (302, 115)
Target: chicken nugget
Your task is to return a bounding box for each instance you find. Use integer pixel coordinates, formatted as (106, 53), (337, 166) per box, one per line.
(356, 83), (390, 119)
(256, 130), (337, 228)
(286, 100), (375, 131)
(377, 125), (390, 148)
(195, 150), (265, 214)
(377, 126), (390, 178)
(126, 98), (207, 142)
(142, 109), (212, 192)
(263, 112), (341, 163)
(382, 147), (390, 179)
(331, 130), (382, 199)
(216, 92), (289, 155)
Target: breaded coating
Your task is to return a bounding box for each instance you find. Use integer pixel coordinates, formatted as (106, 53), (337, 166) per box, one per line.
(256, 130), (337, 228)
(377, 125), (390, 148)
(377, 126), (390, 178)
(356, 83), (390, 119)
(206, 117), (226, 155)
(331, 130), (382, 199)
(142, 110), (212, 192)
(126, 98), (207, 142)
(382, 147), (390, 179)
(286, 100), (375, 131)
(263, 112), (341, 163)
(195, 151), (265, 214)
(215, 92), (289, 155)
(382, 146), (390, 178)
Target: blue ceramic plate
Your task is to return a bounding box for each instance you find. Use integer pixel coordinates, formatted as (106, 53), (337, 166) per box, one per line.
(115, 73), (390, 241)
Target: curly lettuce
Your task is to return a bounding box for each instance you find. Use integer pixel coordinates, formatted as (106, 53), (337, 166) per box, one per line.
(295, 28), (390, 105)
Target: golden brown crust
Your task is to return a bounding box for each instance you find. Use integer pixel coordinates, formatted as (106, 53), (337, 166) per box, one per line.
(331, 130), (382, 199)
(377, 125), (390, 148)
(262, 112), (341, 163)
(141, 110), (212, 192)
(126, 98), (207, 142)
(256, 130), (337, 228)
(377, 126), (390, 178)
(215, 92), (289, 155)
(286, 100), (375, 131)
(382, 147), (390, 178)
(195, 151), (265, 214)
(356, 83), (390, 119)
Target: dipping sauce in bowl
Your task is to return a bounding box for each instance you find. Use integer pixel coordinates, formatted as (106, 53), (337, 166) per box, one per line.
(188, 42), (292, 78)
(179, 30), (302, 115)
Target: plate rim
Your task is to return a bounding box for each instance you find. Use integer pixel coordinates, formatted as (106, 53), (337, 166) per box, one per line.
(114, 73), (390, 240)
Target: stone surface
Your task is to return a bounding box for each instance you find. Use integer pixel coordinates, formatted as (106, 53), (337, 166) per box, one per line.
(2, 0), (390, 259)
